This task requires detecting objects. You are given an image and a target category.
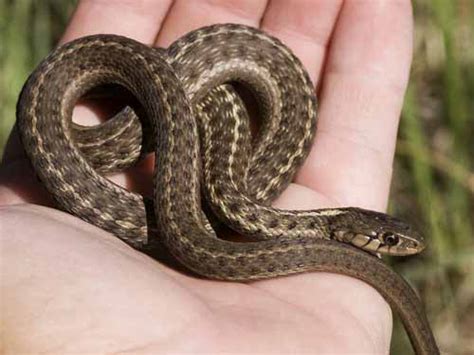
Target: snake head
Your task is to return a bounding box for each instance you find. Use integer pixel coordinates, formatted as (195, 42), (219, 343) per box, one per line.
(331, 207), (425, 256)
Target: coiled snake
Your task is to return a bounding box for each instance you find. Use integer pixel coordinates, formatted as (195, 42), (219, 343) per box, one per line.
(17, 24), (439, 354)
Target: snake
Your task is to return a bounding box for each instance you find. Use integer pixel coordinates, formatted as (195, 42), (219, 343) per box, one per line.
(16, 24), (439, 354)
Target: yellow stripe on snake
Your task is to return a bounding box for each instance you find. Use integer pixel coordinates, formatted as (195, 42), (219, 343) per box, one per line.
(16, 24), (439, 354)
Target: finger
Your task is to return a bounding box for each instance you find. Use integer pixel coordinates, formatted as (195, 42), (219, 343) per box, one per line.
(260, 0), (343, 85)
(295, 0), (413, 211)
(155, 0), (268, 47)
(61, 0), (173, 44)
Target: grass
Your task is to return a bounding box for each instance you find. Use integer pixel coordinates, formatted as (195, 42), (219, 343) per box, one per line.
(0, 0), (473, 353)
(393, 0), (473, 352)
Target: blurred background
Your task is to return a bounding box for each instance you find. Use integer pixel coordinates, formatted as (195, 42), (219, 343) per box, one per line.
(0, 0), (472, 353)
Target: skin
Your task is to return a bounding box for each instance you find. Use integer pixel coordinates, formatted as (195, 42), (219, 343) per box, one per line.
(0, 0), (413, 353)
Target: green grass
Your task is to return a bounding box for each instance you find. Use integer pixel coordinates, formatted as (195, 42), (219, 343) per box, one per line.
(1, 0), (473, 354)
(393, 0), (474, 352)
(0, 0), (73, 146)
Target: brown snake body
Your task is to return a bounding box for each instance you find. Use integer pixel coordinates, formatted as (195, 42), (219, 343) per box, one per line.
(17, 24), (439, 354)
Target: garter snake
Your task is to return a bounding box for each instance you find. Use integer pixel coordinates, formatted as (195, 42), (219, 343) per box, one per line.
(16, 24), (439, 354)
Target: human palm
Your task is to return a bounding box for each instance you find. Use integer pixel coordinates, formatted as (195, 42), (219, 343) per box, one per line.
(0, 1), (413, 353)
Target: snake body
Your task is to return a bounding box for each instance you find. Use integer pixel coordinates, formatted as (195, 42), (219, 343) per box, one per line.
(17, 24), (439, 354)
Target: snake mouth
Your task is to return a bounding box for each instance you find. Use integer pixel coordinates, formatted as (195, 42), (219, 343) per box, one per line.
(332, 230), (425, 256)
(372, 235), (425, 256)
(383, 240), (425, 256)
(377, 245), (418, 256)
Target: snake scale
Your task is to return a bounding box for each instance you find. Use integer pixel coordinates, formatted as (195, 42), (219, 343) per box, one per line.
(16, 24), (439, 354)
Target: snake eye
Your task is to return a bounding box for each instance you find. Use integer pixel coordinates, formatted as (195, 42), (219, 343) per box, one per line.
(383, 233), (399, 246)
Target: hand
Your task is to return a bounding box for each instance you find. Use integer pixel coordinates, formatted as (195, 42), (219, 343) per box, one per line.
(0, 1), (413, 353)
